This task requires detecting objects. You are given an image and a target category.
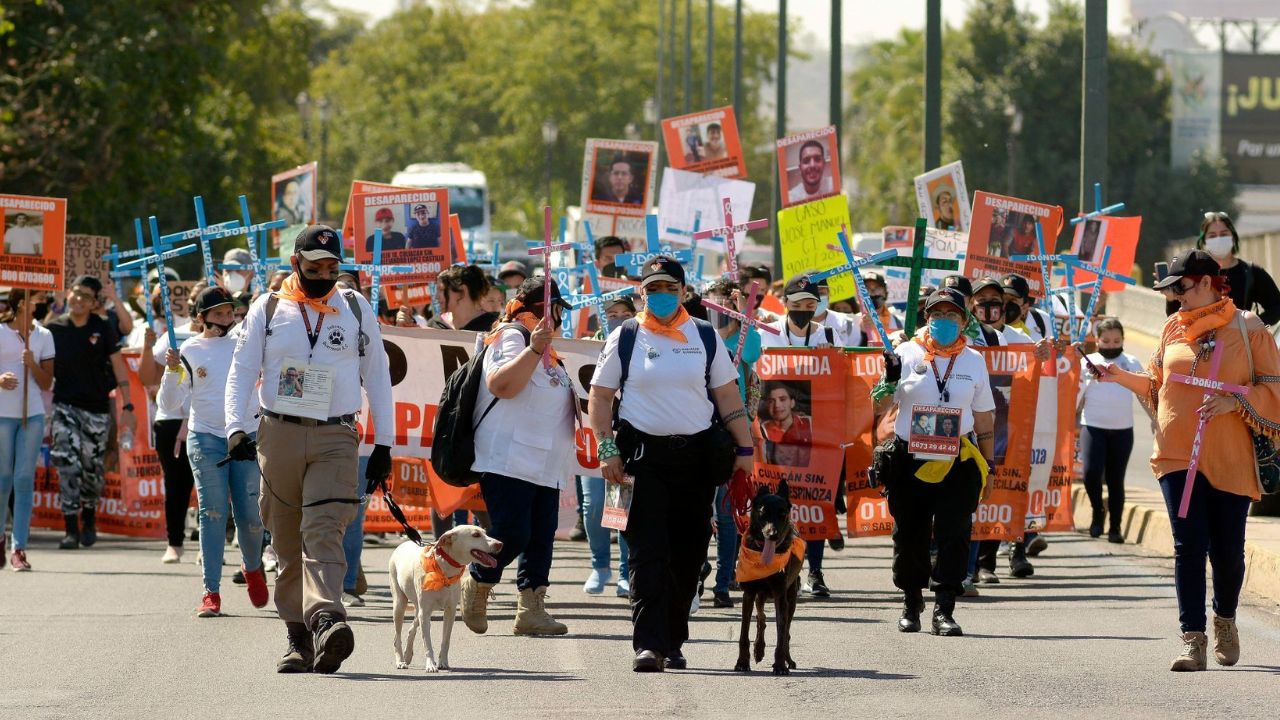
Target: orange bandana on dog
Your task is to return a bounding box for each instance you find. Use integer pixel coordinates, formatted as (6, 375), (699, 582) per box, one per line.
(735, 535), (805, 584)
(420, 544), (465, 592)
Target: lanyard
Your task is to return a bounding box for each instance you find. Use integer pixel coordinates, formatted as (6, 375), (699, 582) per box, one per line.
(298, 303), (326, 360)
(928, 355), (957, 404)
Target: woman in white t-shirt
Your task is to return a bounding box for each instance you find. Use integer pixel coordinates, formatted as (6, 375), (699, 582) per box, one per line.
(875, 288), (996, 638)
(157, 288), (268, 618)
(759, 274), (839, 350)
(0, 289), (55, 571)
(1077, 317), (1144, 543)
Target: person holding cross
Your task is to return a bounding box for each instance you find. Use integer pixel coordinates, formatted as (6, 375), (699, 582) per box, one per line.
(1103, 249), (1280, 672)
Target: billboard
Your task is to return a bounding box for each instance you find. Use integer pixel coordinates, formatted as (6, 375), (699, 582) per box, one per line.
(1170, 51), (1280, 185)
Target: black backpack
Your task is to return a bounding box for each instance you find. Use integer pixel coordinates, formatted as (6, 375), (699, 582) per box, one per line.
(430, 324), (530, 487)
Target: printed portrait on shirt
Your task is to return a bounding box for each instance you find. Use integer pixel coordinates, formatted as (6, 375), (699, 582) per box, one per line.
(759, 380), (813, 467)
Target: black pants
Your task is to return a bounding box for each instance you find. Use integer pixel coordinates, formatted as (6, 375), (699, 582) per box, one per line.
(1081, 426), (1133, 532)
(977, 539), (999, 572)
(887, 458), (982, 596)
(622, 441), (715, 655)
(153, 419), (194, 547)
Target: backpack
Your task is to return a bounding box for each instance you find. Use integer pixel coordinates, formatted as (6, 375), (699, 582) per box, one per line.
(263, 290), (367, 357)
(430, 324), (531, 487)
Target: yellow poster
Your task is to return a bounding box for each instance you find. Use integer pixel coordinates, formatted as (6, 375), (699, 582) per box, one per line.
(777, 194), (854, 300)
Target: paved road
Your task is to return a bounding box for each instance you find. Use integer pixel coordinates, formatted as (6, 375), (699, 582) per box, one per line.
(3, 525), (1279, 720)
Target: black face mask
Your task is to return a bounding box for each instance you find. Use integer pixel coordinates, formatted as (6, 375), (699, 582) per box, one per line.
(299, 274), (337, 298)
(787, 310), (815, 328)
(205, 320), (234, 337)
(976, 301), (1004, 325)
(869, 294), (887, 309)
(1099, 346), (1124, 360)
(1004, 301), (1022, 325)
(31, 302), (49, 322)
(601, 262), (625, 279)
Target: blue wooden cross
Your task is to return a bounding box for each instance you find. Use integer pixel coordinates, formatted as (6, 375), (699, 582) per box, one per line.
(1070, 182), (1126, 227)
(1010, 221), (1077, 334)
(106, 230), (154, 328)
(1060, 247), (1136, 343)
(118, 217), (199, 351)
(233, 195), (287, 294)
(339, 228), (414, 312)
(567, 260), (636, 339)
(616, 215), (694, 277)
(807, 227), (899, 348)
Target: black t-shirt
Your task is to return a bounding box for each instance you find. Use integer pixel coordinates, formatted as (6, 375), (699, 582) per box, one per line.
(47, 313), (120, 413)
(427, 310), (500, 332)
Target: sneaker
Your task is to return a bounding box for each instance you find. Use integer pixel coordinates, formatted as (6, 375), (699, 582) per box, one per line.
(806, 570), (831, 598)
(262, 545), (278, 573)
(828, 535), (845, 551)
(583, 567), (611, 595)
(10, 549), (31, 571)
(713, 591), (734, 608)
(161, 546), (183, 564)
(1170, 631), (1208, 672)
(197, 592), (222, 617)
(568, 516), (587, 542)
(243, 565), (269, 608)
(1108, 529), (1124, 544)
(961, 579), (980, 598)
(341, 592), (365, 608)
(1212, 615), (1240, 666)
(689, 593), (700, 615)
(1026, 535), (1048, 556)
(616, 577), (631, 598)
(976, 569), (1000, 585)
(232, 569), (246, 585)
(312, 612), (355, 674)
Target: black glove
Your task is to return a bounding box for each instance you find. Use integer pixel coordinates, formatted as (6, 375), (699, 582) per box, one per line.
(882, 351), (902, 384)
(227, 431), (257, 462)
(365, 444), (392, 488)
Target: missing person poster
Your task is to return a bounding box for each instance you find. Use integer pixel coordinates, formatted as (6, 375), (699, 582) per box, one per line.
(580, 138), (658, 218)
(661, 105), (748, 179)
(1068, 215), (1142, 292)
(881, 226), (967, 305)
(777, 194), (855, 301)
(753, 348), (847, 541)
(271, 161), (318, 252)
(342, 179), (406, 250)
(352, 188), (451, 287)
(972, 345), (1040, 541)
(964, 191), (1064, 297)
(777, 126), (841, 208)
(844, 349), (890, 538)
(914, 161), (971, 231)
(1, 193), (67, 291)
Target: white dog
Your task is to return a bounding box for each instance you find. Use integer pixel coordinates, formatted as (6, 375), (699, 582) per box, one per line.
(389, 525), (502, 672)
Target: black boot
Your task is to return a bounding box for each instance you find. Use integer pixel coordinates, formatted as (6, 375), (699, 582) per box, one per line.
(276, 622), (314, 673)
(1089, 508), (1105, 538)
(312, 612), (355, 674)
(59, 515), (80, 550)
(1008, 542), (1034, 578)
(931, 592), (963, 636)
(898, 589), (924, 633)
(80, 506), (98, 547)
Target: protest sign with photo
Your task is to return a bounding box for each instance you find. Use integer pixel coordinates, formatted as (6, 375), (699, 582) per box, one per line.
(964, 191), (1064, 296)
(64, 235), (112, 288)
(914, 161), (971, 231)
(777, 126), (841, 208)
(971, 345), (1040, 541)
(777, 194), (854, 301)
(1041, 359), (1081, 533)
(1, 193), (67, 291)
(656, 167), (756, 251)
(881, 226), (967, 304)
(661, 105), (748, 178)
(342, 179), (405, 249)
(844, 350), (890, 538)
(353, 188), (451, 287)
(753, 349), (847, 541)
(271, 161), (318, 252)
(1068, 215), (1142, 292)
(580, 138), (658, 218)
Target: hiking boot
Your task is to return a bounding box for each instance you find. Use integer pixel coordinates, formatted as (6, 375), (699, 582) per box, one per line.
(1108, 529), (1124, 544)
(460, 574), (495, 634)
(583, 567), (611, 595)
(976, 568), (1000, 585)
(243, 565), (269, 608)
(1008, 543), (1034, 578)
(828, 535), (845, 551)
(1089, 508), (1105, 538)
(1025, 535), (1048, 557)
(931, 593), (963, 636)
(514, 586), (568, 636)
(1170, 631), (1208, 672)
(276, 622), (314, 673)
(568, 516), (587, 541)
(197, 592), (222, 618)
(80, 507), (97, 547)
(806, 570), (831, 598)
(162, 546), (183, 564)
(898, 591), (924, 633)
(59, 515), (80, 550)
(312, 612), (355, 674)
(1212, 615), (1240, 666)
(10, 549), (31, 572)
(713, 591), (734, 608)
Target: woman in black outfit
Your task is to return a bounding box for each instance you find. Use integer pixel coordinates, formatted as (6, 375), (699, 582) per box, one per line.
(1165, 212), (1280, 325)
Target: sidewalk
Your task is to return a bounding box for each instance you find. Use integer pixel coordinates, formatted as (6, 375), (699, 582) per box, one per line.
(1071, 329), (1280, 606)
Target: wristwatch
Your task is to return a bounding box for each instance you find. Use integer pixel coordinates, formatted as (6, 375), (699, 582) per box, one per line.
(735, 446), (755, 457)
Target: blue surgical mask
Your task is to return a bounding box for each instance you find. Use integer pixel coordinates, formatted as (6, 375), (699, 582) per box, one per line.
(816, 298), (830, 315)
(645, 292), (680, 318)
(928, 317), (961, 346)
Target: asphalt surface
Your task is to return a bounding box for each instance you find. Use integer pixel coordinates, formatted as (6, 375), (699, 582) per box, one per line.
(3, 524), (1279, 720)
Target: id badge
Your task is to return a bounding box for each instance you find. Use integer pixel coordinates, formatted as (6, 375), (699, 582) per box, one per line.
(274, 356), (336, 421)
(600, 474), (635, 531)
(907, 404), (961, 460)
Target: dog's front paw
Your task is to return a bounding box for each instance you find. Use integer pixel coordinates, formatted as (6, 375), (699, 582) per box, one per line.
(772, 663), (790, 676)
(422, 660), (439, 673)
(395, 661), (409, 670)
(438, 658), (450, 671)
(733, 659), (751, 673)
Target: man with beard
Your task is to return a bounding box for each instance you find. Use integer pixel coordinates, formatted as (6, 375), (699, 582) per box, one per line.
(787, 140), (833, 204)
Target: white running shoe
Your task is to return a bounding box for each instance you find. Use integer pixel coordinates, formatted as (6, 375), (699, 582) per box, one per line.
(262, 545), (278, 573)
(161, 546), (183, 564)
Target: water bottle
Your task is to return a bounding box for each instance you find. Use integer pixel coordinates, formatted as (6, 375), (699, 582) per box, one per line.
(120, 429), (134, 452)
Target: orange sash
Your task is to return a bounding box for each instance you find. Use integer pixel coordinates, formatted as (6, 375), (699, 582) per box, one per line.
(420, 546), (464, 592)
(275, 274), (339, 315)
(636, 306), (690, 343)
(915, 331), (967, 362)
(1177, 297), (1235, 343)
(735, 535), (805, 583)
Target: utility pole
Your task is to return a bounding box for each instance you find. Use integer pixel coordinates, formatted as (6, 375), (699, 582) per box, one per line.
(684, 0), (693, 113)
(657, 0), (666, 169)
(1080, 0), (1108, 213)
(704, 0), (714, 108)
(923, 0), (941, 171)
(830, 0), (842, 146)
(733, 0), (743, 119)
(774, 0), (787, 272)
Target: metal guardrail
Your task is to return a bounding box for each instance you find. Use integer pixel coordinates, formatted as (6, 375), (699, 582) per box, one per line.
(1106, 286), (1169, 339)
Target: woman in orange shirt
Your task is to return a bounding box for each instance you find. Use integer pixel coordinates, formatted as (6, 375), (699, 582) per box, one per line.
(1105, 249), (1280, 673)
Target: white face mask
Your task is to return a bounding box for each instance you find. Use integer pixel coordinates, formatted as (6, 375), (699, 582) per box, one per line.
(1205, 235), (1233, 259)
(222, 272), (248, 294)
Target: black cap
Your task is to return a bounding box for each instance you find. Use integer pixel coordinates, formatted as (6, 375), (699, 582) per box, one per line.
(785, 274), (821, 302)
(941, 274), (972, 298)
(514, 276), (572, 310)
(1154, 249), (1220, 290)
(971, 277), (1004, 297)
(862, 270), (887, 287)
(924, 288), (968, 314)
(193, 286), (235, 316)
(1001, 273), (1031, 300)
(640, 256), (686, 288)
(605, 295), (636, 313)
(294, 224), (343, 262)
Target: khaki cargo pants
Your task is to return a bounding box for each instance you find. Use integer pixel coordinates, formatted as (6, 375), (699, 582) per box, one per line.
(257, 415), (359, 628)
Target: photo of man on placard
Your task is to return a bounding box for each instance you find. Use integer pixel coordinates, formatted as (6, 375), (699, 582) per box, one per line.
(3, 211), (43, 256)
(703, 122), (728, 161)
(274, 176), (312, 227)
(365, 206), (408, 251)
(591, 153), (647, 207)
(787, 140), (834, 205)
(760, 381), (813, 467)
(930, 180), (959, 230)
(406, 201), (442, 249)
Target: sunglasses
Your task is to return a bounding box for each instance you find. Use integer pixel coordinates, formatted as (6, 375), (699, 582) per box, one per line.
(1166, 280), (1197, 295)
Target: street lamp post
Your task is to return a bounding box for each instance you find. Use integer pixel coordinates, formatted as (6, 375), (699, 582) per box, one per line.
(1004, 102), (1023, 196)
(317, 97), (330, 221)
(296, 91), (311, 144)
(542, 119), (559, 207)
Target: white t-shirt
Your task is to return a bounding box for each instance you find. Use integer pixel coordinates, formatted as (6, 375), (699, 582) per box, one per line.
(892, 339), (996, 441)
(592, 317), (738, 436)
(0, 321), (55, 419)
(758, 320), (837, 350)
(1016, 307), (1054, 342)
(788, 176), (834, 204)
(4, 226), (41, 255)
(971, 324), (1032, 347)
(157, 333), (248, 436)
(1078, 351), (1143, 430)
(150, 326), (195, 421)
(818, 309), (855, 346)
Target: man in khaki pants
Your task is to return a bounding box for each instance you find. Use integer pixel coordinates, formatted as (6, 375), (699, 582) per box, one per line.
(225, 225), (394, 674)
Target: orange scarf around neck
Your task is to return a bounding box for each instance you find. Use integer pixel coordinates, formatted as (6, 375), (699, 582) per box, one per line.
(916, 330), (967, 362)
(1177, 297), (1235, 343)
(735, 535), (805, 583)
(637, 306), (690, 343)
(276, 274), (339, 314)
(485, 299), (561, 363)
(420, 545), (465, 592)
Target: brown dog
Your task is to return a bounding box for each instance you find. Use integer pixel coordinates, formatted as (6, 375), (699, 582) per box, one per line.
(733, 480), (805, 675)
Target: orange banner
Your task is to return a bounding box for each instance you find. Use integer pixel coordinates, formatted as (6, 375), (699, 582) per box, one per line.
(843, 350), (891, 537)
(2, 193), (67, 291)
(660, 106), (748, 179)
(1042, 362), (1081, 532)
(971, 345), (1040, 541)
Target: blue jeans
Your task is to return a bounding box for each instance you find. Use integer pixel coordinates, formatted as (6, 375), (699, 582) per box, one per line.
(713, 485), (739, 592)
(1158, 471), (1252, 633)
(471, 473), (559, 590)
(188, 432), (264, 593)
(581, 476), (629, 576)
(342, 455), (370, 592)
(0, 415), (43, 549)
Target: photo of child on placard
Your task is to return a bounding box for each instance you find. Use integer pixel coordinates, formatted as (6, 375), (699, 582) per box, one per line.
(914, 161), (970, 232)
(4, 210), (43, 256)
(661, 106), (747, 178)
(776, 126), (841, 208)
(760, 380), (813, 468)
(272, 162), (318, 250)
(353, 188), (450, 287)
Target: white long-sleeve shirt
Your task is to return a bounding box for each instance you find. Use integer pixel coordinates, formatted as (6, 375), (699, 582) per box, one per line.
(157, 332), (247, 436)
(225, 290), (394, 446)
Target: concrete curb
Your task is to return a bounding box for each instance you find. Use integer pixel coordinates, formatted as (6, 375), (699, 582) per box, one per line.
(1070, 483), (1280, 606)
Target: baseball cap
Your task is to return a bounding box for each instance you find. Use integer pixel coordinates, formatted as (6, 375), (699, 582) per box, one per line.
(971, 277), (1004, 297)
(375, 207), (395, 222)
(413, 203), (429, 212)
(862, 270), (887, 287)
(1154, 249), (1220, 290)
(784, 274), (821, 302)
(497, 260), (528, 281)
(294, 225), (344, 263)
(192, 286), (235, 316)
(941, 274), (972, 298)
(924, 288), (968, 314)
(222, 248), (253, 266)
(514, 277), (572, 310)
(1001, 273), (1031, 300)
(146, 267), (181, 284)
(640, 256), (686, 288)
(605, 295), (636, 313)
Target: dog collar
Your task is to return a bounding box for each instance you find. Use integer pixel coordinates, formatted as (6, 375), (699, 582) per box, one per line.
(435, 545), (465, 569)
